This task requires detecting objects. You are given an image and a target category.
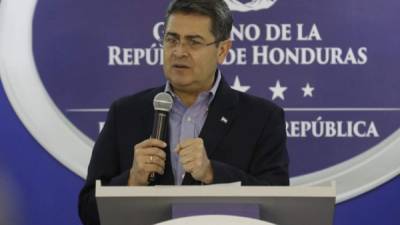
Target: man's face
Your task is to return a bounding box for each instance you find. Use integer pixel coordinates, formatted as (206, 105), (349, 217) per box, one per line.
(163, 13), (231, 94)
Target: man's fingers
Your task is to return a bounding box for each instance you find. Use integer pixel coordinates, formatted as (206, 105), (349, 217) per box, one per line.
(176, 138), (204, 154)
(136, 154), (165, 168)
(130, 139), (167, 185)
(144, 164), (165, 175)
(146, 155), (166, 169)
(147, 147), (167, 160)
(135, 147), (167, 160)
(179, 154), (195, 165)
(135, 138), (167, 149)
(176, 146), (189, 157)
(175, 143), (195, 155)
(179, 138), (202, 148)
(181, 161), (196, 173)
(176, 145), (203, 159)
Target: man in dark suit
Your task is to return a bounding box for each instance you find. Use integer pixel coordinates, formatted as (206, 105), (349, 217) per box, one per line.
(79, 0), (289, 224)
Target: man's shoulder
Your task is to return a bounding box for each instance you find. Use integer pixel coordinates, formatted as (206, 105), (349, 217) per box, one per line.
(112, 86), (164, 110)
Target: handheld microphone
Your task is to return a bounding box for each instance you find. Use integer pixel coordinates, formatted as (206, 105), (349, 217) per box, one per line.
(148, 92), (173, 184)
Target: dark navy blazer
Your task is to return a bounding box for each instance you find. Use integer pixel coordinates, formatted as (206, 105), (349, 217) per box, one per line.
(78, 77), (289, 225)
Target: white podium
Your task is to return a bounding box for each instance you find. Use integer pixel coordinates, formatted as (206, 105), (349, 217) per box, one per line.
(95, 180), (335, 225)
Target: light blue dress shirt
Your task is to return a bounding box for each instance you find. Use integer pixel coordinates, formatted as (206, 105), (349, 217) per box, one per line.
(165, 71), (221, 184)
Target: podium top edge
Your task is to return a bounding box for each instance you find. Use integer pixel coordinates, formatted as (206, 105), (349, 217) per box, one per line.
(95, 180), (336, 198)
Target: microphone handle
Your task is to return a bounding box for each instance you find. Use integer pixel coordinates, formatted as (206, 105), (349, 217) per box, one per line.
(148, 111), (168, 184)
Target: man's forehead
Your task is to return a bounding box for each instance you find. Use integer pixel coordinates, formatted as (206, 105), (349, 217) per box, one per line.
(165, 13), (213, 37)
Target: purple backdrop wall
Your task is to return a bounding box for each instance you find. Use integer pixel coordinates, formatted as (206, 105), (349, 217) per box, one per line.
(1, 0), (400, 224)
(1, 81), (399, 225)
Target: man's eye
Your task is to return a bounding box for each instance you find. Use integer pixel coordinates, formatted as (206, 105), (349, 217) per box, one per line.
(166, 37), (178, 44)
(189, 39), (202, 46)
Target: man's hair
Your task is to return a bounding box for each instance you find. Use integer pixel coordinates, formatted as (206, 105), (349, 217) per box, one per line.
(165, 0), (233, 42)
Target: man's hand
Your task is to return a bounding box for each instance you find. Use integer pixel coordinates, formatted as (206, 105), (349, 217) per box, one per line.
(128, 139), (167, 186)
(176, 138), (213, 184)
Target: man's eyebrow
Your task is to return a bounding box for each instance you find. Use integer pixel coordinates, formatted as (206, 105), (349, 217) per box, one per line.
(165, 32), (205, 40)
(165, 32), (179, 38)
(185, 35), (205, 41)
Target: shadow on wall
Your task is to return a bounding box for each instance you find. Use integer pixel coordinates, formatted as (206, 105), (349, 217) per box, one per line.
(0, 163), (23, 225)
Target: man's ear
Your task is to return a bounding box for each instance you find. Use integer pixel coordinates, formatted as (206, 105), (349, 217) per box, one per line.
(217, 39), (232, 64)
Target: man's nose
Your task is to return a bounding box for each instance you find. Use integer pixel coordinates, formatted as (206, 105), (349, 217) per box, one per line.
(172, 42), (189, 57)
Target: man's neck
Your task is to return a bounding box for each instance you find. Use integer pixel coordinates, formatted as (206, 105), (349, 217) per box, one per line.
(167, 70), (220, 107)
(174, 90), (200, 107)
(173, 77), (215, 107)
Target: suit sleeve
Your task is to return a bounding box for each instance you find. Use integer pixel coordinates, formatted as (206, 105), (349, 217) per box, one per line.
(78, 101), (131, 225)
(210, 107), (289, 186)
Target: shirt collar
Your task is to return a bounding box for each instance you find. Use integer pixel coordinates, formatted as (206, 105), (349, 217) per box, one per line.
(164, 70), (221, 105)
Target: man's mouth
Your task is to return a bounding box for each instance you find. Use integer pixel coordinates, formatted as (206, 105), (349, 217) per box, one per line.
(172, 64), (190, 69)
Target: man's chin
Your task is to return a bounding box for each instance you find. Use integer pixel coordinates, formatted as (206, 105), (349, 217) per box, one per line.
(169, 80), (193, 89)
(167, 74), (192, 85)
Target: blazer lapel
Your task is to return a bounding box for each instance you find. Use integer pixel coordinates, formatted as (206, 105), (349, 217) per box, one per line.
(200, 79), (238, 157)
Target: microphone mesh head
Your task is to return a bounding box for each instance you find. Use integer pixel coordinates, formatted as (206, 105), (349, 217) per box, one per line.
(153, 92), (173, 112)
